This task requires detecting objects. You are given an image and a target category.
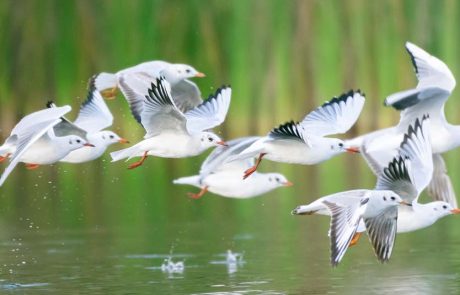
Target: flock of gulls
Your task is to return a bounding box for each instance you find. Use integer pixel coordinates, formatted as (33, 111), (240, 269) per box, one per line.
(0, 42), (460, 267)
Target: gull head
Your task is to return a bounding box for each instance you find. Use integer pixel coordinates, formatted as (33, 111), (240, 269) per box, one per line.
(368, 190), (408, 214)
(265, 173), (293, 188)
(425, 201), (460, 218)
(160, 64), (205, 85)
(98, 130), (129, 145)
(327, 138), (360, 155)
(62, 135), (94, 151)
(200, 132), (227, 149)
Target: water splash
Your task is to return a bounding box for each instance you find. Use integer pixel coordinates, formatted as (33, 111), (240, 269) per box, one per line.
(161, 257), (184, 274)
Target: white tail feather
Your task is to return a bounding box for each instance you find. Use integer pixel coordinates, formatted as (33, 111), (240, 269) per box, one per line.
(110, 145), (142, 162)
(173, 175), (201, 187)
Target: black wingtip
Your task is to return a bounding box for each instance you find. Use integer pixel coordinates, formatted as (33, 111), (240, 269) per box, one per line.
(46, 101), (55, 108)
(87, 74), (98, 92)
(399, 114), (429, 149)
(405, 42), (419, 74)
(203, 85), (231, 102)
(321, 89), (365, 109)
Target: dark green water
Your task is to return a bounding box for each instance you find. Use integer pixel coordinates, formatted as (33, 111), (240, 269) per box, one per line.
(1, 0), (460, 294)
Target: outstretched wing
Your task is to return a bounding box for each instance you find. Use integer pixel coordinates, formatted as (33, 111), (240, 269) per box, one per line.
(323, 198), (367, 267)
(171, 79), (203, 113)
(74, 75), (114, 132)
(301, 90), (365, 137)
(118, 72), (155, 126)
(200, 136), (259, 178)
(375, 116), (432, 203)
(46, 101), (88, 140)
(427, 154), (457, 207)
(385, 42), (455, 131)
(184, 86), (231, 134)
(142, 77), (187, 137)
(0, 106), (71, 186)
(364, 206), (398, 264)
(268, 121), (309, 145)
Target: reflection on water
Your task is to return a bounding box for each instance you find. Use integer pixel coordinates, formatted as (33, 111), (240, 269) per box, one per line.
(0, 213), (458, 294)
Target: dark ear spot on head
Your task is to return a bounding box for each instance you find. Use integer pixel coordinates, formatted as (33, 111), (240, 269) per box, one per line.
(269, 177), (272, 182)
(102, 136), (105, 140)
(383, 196), (387, 201)
(69, 140), (72, 144)
(434, 208), (438, 211)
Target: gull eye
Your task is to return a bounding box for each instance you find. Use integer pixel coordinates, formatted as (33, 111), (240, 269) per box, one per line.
(76, 139), (81, 143)
(275, 177), (280, 182)
(338, 143), (344, 148)
(443, 205), (448, 209)
(391, 196), (396, 201)
(208, 137), (213, 142)
(186, 69), (191, 73)
(110, 135), (114, 139)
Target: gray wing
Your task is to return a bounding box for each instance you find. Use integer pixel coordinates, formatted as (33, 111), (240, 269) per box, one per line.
(364, 206), (398, 263)
(184, 86), (231, 134)
(200, 136), (260, 177)
(385, 42), (455, 111)
(323, 199), (367, 267)
(46, 102), (88, 140)
(301, 90), (365, 137)
(118, 72), (153, 126)
(142, 77), (187, 137)
(0, 106), (71, 186)
(375, 116), (432, 203)
(73, 75), (114, 133)
(427, 154), (457, 207)
(171, 79), (203, 113)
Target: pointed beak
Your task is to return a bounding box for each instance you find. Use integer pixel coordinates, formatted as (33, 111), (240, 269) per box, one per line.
(450, 208), (460, 214)
(399, 200), (412, 206)
(84, 143), (95, 147)
(283, 181), (294, 187)
(195, 72), (206, 78)
(217, 141), (228, 147)
(345, 146), (360, 154)
(118, 138), (130, 144)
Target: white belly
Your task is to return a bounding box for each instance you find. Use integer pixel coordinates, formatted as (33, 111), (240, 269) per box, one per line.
(141, 134), (201, 158)
(264, 140), (330, 165)
(60, 145), (107, 163)
(204, 172), (277, 198)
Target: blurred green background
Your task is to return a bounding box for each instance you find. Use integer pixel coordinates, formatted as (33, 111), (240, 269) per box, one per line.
(0, 1), (460, 293)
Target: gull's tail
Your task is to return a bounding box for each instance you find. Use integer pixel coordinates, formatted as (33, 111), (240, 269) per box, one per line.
(173, 175), (201, 187)
(110, 145), (142, 162)
(94, 72), (118, 92)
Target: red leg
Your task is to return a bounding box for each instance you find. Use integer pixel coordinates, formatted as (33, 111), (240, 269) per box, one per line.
(101, 86), (118, 100)
(243, 153), (266, 180)
(25, 163), (40, 170)
(0, 153), (11, 163)
(349, 232), (362, 247)
(128, 151), (148, 169)
(187, 186), (209, 199)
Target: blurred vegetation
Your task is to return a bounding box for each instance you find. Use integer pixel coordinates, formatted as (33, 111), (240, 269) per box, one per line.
(0, 0), (459, 283)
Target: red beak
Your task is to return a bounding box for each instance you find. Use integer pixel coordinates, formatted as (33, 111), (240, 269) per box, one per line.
(84, 143), (95, 147)
(195, 72), (206, 78)
(451, 208), (460, 214)
(118, 138), (130, 144)
(345, 147), (360, 154)
(217, 141), (228, 146)
(283, 181), (294, 187)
